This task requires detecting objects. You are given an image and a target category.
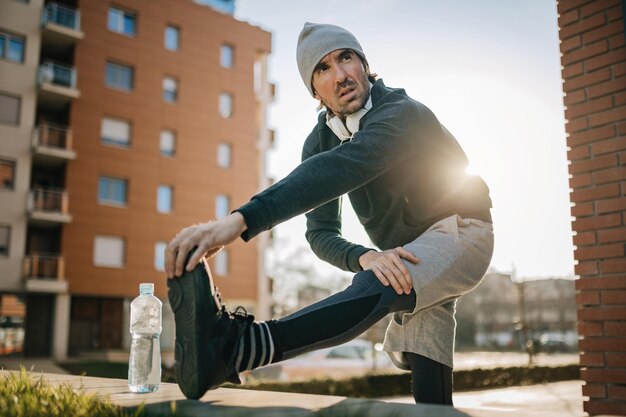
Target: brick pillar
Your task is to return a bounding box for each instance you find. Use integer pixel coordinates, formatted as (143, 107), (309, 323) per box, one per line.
(558, 0), (626, 415)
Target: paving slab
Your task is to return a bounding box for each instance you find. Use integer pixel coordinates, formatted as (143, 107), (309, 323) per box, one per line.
(3, 370), (612, 417)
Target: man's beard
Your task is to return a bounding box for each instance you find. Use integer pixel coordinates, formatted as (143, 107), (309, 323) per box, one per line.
(326, 77), (370, 118)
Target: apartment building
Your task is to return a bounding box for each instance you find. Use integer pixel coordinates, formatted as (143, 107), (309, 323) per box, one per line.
(0, 0), (274, 360)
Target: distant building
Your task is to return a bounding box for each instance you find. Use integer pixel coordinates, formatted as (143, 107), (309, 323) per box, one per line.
(456, 272), (578, 349)
(0, 0), (274, 360)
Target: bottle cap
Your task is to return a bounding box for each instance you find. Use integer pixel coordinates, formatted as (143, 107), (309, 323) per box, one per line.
(139, 283), (154, 294)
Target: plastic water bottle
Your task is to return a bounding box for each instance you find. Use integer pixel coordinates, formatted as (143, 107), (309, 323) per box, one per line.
(128, 283), (162, 393)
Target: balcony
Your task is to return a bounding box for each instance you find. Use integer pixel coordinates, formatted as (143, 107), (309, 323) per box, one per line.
(41, 3), (84, 47)
(38, 61), (80, 107)
(32, 123), (76, 165)
(23, 254), (68, 293)
(27, 188), (72, 224)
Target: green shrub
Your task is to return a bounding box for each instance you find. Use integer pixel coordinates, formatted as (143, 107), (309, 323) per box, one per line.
(236, 364), (580, 398)
(0, 368), (143, 417)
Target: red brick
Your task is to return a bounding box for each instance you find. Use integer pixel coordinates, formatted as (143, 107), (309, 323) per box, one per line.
(559, 8), (580, 26)
(576, 260), (599, 275)
(578, 307), (626, 321)
(574, 230), (596, 245)
(564, 88), (586, 105)
(598, 225), (626, 241)
(615, 91), (626, 106)
(561, 35), (582, 53)
(582, 382), (606, 398)
(576, 276), (626, 290)
(576, 242), (624, 260)
(594, 166), (626, 184)
(564, 67), (611, 93)
(560, 12), (606, 39)
(568, 144), (591, 160)
(605, 321), (626, 336)
(566, 95), (613, 120)
(577, 290), (601, 305)
(561, 41), (612, 66)
(572, 201), (595, 217)
(573, 212), (622, 231)
(601, 258), (626, 274)
(591, 136), (626, 156)
(610, 32), (626, 49)
(586, 48), (626, 72)
(620, 121), (626, 134)
(570, 172), (592, 188)
(581, 368), (626, 382)
(566, 116), (589, 133)
(563, 62), (584, 80)
(585, 401), (626, 416)
(607, 352), (626, 366)
(569, 153), (617, 174)
(589, 105), (626, 128)
(604, 290), (626, 304)
(607, 4), (624, 21)
(615, 61), (626, 77)
(587, 77), (626, 100)
(608, 385), (626, 400)
(567, 125), (615, 146)
(584, 18), (623, 44)
(580, 0), (620, 18)
(571, 183), (620, 202)
(580, 351), (605, 366)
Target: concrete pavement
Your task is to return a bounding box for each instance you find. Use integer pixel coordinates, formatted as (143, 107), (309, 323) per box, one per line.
(3, 370), (616, 417)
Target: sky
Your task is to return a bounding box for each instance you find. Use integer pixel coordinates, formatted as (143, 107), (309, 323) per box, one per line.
(235, 0), (574, 280)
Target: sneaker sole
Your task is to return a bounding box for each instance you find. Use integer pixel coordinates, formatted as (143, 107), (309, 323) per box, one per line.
(167, 256), (220, 399)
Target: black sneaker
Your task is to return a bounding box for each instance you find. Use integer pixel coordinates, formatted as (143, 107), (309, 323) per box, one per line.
(167, 256), (253, 399)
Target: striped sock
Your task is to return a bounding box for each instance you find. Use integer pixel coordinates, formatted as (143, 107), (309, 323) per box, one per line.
(235, 321), (275, 372)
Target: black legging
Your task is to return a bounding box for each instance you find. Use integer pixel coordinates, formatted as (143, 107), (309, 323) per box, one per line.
(267, 270), (453, 405)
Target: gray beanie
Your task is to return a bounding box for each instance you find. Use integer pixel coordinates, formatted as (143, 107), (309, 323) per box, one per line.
(296, 22), (368, 97)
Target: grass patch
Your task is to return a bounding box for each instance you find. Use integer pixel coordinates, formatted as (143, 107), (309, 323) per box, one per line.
(0, 368), (143, 417)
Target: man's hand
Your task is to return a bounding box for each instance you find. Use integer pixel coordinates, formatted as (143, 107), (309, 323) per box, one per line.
(359, 247), (420, 295)
(165, 212), (247, 278)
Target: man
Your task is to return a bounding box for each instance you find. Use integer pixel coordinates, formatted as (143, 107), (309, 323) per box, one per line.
(165, 22), (494, 405)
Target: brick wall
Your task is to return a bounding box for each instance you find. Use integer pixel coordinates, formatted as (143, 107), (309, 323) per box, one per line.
(558, 0), (626, 415)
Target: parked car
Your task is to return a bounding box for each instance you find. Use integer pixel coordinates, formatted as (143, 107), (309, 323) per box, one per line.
(247, 339), (399, 382)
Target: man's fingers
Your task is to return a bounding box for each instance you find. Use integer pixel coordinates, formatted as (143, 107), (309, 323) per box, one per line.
(390, 258), (413, 294)
(397, 247), (420, 264)
(186, 245), (207, 271)
(372, 266), (389, 287)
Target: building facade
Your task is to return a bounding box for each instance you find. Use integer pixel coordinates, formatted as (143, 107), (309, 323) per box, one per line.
(0, 0), (274, 360)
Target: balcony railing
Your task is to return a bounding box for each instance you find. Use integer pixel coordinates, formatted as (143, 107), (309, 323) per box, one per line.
(28, 188), (69, 215)
(34, 123), (73, 151)
(23, 254), (65, 280)
(39, 61), (77, 89)
(42, 3), (81, 31)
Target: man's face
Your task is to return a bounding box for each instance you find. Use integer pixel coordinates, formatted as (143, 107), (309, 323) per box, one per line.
(312, 49), (370, 120)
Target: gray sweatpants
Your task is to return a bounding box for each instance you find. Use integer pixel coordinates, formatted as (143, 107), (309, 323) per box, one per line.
(384, 214), (495, 369)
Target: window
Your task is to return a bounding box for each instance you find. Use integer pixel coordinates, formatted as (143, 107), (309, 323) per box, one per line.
(157, 185), (173, 213)
(1, 159), (15, 190)
(215, 194), (229, 218)
(220, 44), (234, 68)
(154, 242), (167, 271)
(219, 93), (233, 118)
(105, 61), (133, 91)
(164, 25), (179, 51)
(101, 117), (131, 147)
(0, 225), (9, 256)
(98, 176), (128, 206)
(94, 235), (125, 268)
(160, 129), (175, 157)
(0, 31), (25, 63)
(217, 143), (231, 168)
(163, 76), (178, 103)
(214, 249), (228, 276)
(107, 7), (136, 36)
(0, 93), (20, 125)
